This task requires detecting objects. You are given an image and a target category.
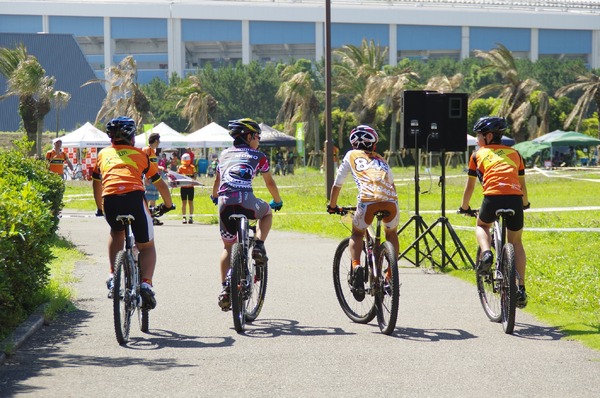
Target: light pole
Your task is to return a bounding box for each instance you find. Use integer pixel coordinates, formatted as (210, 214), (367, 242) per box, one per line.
(325, 0), (334, 199)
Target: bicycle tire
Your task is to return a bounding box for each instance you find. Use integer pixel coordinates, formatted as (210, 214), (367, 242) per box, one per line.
(500, 243), (517, 334)
(375, 241), (400, 335)
(245, 241), (267, 322)
(332, 237), (376, 324)
(475, 247), (502, 322)
(113, 250), (133, 345)
(230, 242), (247, 333)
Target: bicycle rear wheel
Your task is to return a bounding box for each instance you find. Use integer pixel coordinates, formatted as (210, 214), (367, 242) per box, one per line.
(230, 242), (247, 333)
(500, 243), (517, 334)
(245, 241), (268, 322)
(475, 247), (502, 322)
(333, 238), (376, 324)
(113, 250), (134, 344)
(375, 241), (400, 335)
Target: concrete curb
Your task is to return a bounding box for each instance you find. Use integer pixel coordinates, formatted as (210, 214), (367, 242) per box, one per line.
(0, 304), (47, 365)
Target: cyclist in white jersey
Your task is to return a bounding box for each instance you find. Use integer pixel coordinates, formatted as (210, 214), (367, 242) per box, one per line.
(327, 125), (399, 300)
(211, 118), (283, 311)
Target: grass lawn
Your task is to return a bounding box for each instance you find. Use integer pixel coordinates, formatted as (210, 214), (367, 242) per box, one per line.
(58, 164), (600, 350)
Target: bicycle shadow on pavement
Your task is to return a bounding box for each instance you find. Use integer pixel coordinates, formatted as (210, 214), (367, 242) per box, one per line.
(390, 327), (476, 342)
(126, 329), (235, 350)
(511, 322), (567, 341)
(234, 319), (354, 338)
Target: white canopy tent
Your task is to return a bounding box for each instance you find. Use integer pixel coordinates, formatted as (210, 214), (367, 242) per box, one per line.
(186, 122), (233, 148)
(58, 122), (110, 148)
(134, 122), (189, 149)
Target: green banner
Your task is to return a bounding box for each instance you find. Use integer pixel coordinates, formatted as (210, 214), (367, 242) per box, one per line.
(295, 122), (305, 156)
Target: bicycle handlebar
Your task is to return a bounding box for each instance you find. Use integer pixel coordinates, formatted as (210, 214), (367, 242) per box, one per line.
(458, 207), (479, 217)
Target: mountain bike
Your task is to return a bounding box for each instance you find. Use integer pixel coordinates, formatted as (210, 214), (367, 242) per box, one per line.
(112, 205), (172, 344)
(461, 208), (517, 334)
(332, 206), (400, 335)
(227, 214), (268, 333)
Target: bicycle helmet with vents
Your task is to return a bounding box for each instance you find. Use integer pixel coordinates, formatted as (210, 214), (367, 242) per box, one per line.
(228, 118), (261, 138)
(106, 116), (137, 144)
(473, 116), (507, 136)
(349, 125), (379, 151)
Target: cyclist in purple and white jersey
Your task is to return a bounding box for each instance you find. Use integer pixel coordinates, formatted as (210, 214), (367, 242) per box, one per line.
(211, 118), (283, 311)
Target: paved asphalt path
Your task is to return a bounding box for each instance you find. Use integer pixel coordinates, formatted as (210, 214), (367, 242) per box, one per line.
(1, 211), (599, 397)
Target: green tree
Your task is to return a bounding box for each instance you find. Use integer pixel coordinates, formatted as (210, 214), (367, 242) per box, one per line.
(83, 55), (151, 127)
(169, 75), (217, 133)
(555, 70), (600, 137)
(141, 75), (187, 131)
(276, 59), (323, 152)
(471, 44), (548, 142)
(333, 39), (388, 127)
(0, 44), (56, 156)
(198, 61), (281, 124)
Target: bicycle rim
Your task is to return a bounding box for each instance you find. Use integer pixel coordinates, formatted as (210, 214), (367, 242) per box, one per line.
(332, 238), (376, 324)
(475, 247), (502, 322)
(501, 243), (517, 334)
(113, 251), (133, 344)
(245, 240), (267, 322)
(230, 243), (247, 333)
(375, 241), (400, 335)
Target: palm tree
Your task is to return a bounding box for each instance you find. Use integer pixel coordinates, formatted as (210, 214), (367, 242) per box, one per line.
(472, 44), (548, 142)
(170, 75), (217, 133)
(333, 39), (387, 138)
(52, 90), (71, 137)
(0, 44), (56, 156)
(82, 55), (151, 127)
(555, 70), (600, 137)
(276, 61), (322, 152)
(364, 66), (419, 153)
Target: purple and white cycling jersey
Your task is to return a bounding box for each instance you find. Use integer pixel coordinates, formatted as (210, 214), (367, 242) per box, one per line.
(216, 145), (270, 195)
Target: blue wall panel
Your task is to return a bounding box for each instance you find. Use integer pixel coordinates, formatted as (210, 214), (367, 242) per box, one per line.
(0, 15), (42, 33)
(470, 27), (530, 52)
(50, 16), (103, 36)
(182, 20), (241, 41)
(112, 18), (167, 39)
(250, 21), (314, 45)
(332, 23), (388, 48)
(397, 25), (461, 50)
(539, 29), (591, 54)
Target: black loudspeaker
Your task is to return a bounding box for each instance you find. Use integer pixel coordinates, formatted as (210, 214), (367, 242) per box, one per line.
(401, 91), (468, 152)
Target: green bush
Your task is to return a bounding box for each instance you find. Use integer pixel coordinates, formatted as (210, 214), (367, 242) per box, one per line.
(0, 140), (63, 338)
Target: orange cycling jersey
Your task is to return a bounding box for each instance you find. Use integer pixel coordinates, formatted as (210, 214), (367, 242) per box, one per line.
(142, 146), (158, 164)
(46, 149), (68, 174)
(468, 144), (525, 196)
(92, 145), (161, 196)
(177, 163), (196, 188)
(334, 149), (397, 203)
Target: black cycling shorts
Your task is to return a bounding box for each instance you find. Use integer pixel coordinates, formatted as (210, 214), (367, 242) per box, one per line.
(180, 187), (195, 201)
(479, 195), (524, 231)
(103, 190), (153, 243)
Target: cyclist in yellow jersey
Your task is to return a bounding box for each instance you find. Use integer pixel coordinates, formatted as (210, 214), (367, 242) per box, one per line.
(459, 116), (530, 308)
(327, 125), (399, 301)
(92, 117), (175, 309)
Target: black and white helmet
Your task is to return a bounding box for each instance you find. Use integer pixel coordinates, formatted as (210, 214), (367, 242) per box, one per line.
(349, 125), (379, 151)
(473, 116), (507, 136)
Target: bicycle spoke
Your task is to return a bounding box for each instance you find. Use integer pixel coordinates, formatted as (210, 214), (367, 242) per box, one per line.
(375, 241), (399, 335)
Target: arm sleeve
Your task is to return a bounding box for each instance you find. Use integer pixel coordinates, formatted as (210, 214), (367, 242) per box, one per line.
(333, 153), (351, 187)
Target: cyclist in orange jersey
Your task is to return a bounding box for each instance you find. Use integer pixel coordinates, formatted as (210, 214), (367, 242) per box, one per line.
(45, 138), (73, 178)
(92, 117), (175, 310)
(459, 116), (530, 308)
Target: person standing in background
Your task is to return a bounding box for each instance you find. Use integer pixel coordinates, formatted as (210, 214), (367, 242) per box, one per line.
(142, 133), (164, 225)
(178, 153), (197, 224)
(46, 138), (73, 178)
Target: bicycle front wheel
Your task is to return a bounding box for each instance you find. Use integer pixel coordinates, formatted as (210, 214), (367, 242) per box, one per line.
(500, 243), (517, 334)
(475, 247), (502, 322)
(230, 242), (247, 333)
(113, 250), (134, 345)
(245, 241), (268, 322)
(375, 241), (400, 335)
(333, 238), (376, 324)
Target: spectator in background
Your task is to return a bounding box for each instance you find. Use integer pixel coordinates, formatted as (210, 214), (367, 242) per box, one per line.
(169, 153), (180, 171)
(142, 133), (163, 225)
(158, 153), (168, 170)
(178, 153), (197, 224)
(46, 138), (73, 178)
(185, 148), (196, 165)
